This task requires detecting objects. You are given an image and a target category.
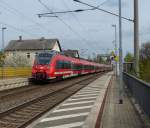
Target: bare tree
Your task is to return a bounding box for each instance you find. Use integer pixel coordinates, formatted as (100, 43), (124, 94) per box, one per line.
(139, 42), (150, 83)
(0, 52), (5, 66)
(140, 42), (150, 61)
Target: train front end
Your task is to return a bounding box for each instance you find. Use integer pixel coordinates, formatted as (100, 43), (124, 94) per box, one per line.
(32, 52), (55, 81)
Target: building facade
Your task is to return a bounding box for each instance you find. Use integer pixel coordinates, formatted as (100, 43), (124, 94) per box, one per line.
(5, 37), (61, 66)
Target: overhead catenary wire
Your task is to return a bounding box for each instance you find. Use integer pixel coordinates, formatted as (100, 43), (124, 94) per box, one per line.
(0, 0), (56, 36)
(37, 0), (120, 52)
(38, 0), (113, 55)
(38, 0), (92, 50)
(61, 0), (109, 50)
(0, 0), (101, 55)
(61, 0), (95, 49)
(73, 0), (134, 22)
(38, 0), (110, 16)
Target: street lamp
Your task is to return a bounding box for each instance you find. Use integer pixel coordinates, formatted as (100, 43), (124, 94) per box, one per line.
(1, 27), (6, 79)
(73, 0), (139, 75)
(73, 0), (124, 104)
(112, 24), (118, 77)
(112, 25), (117, 54)
(134, 0), (140, 75)
(73, 0), (140, 104)
(2, 27), (7, 52)
(118, 0), (123, 104)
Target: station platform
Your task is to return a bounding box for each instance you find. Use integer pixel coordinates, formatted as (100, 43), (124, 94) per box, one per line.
(27, 72), (147, 128)
(100, 77), (147, 128)
(28, 72), (113, 128)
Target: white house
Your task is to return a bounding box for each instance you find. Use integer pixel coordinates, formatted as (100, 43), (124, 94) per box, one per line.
(5, 36), (62, 65)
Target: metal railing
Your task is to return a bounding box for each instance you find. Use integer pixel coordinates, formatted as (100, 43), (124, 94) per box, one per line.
(123, 72), (150, 118)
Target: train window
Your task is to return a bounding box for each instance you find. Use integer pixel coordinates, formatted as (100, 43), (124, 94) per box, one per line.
(81, 65), (83, 70)
(92, 66), (94, 70)
(73, 64), (76, 70)
(56, 61), (71, 69)
(72, 63), (75, 70)
(79, 64), (82, 70)
(56, 61), (63, 69)
(35, 53), (53, 65)
(72, 64), (82, 70)
(72, 64), (75, 70)
(84, 65), (88, 70)
(63, 61), (71, 69)
(27, 53), (30, 59)
(64, 61), (67, 69)
(67, 61), (71, 69)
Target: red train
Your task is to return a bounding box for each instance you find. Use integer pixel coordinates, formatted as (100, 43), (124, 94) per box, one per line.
(31, 51), (112, 81)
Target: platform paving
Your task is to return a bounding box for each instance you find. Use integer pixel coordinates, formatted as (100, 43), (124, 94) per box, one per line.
(27, 72), (113, 128)
(100, 77), (146, 128)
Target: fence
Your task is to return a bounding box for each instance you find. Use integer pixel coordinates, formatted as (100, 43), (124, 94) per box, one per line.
(123, 62), (134, 73)
(123, 72), (150, 118)
(0, 67), (31, 78)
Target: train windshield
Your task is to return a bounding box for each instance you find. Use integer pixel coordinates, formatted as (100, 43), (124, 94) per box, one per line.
(35, 53), (53, 65)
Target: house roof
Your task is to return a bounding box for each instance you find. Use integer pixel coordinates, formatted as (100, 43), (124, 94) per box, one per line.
(97, 54), (111, 57)
(62, 49), (79, 58)
(5, 38), (61, 51)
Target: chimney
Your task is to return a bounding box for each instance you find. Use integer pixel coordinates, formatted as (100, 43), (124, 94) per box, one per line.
(19, 36), (22, 41)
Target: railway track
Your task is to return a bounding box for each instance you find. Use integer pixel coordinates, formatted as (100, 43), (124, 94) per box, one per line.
(0, 72), (105, 128)
(0, 78), (58, 98)
(0, 85), (37, 98)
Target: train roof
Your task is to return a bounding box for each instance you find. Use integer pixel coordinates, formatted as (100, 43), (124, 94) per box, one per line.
(37, 51), (110, 67)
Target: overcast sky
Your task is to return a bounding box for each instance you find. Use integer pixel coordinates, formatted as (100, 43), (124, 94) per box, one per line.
(0, 0), (149, 58)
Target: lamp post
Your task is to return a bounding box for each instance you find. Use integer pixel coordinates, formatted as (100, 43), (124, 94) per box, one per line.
(73, 0), (139, 76)
(1, 27), (7, 79)
(72, 0), (140, 104)
(2, 27), (7, 52)
(112, 24), (118, 77)
(134, 0), (140, 75)
(118, 0), (123, 104)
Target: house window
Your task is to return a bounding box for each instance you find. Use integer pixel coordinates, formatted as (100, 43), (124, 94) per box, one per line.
(13, 52), (16, 56)
(35, 52), (38, 56)
(27, 53), (30, 58)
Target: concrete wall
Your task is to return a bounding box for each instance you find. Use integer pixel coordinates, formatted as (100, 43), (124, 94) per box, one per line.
(5, 50), (39, 66)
